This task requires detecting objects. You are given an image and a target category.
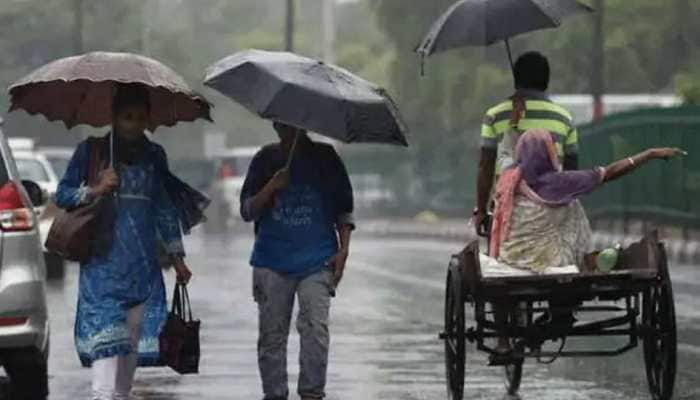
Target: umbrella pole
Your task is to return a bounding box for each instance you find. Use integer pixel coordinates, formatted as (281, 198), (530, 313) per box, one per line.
(284, 132), (300, 170)
(505, 39), (515, 81)
(110, 131), (115, 169)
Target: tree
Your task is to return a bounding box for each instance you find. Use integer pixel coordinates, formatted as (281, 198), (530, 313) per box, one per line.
(369, 0), (700, 211)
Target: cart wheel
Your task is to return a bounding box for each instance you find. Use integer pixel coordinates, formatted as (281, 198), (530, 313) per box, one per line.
(504, 342), (523, 395)
(444, 268), (466, 400)
(642, 254), (677, 400)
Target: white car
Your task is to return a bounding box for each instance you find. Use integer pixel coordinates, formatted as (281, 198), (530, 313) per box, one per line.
(207, 146), (260, 231)
(12, 153), (58, 196)
(38, 146), (73, 180)
(9, 139), (66, 280)
(0, 127), (50, 399)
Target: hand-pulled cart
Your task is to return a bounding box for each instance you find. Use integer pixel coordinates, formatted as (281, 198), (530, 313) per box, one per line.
(440, 232), (676, 400)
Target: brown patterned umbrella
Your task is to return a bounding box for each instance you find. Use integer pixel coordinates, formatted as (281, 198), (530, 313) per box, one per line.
(8, 51), (212, 131)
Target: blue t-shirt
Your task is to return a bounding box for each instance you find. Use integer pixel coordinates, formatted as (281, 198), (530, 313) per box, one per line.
(240, 140), (354, 278)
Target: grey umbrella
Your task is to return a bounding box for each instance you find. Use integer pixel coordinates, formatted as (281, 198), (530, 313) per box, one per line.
(203, 49), (408, 147)
(417, 0), (593, 73)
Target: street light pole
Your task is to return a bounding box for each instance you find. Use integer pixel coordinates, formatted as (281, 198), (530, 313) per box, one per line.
(141, 0), (152, 55)
(591, 0), (605, 122)
(285, 0), (295, 52)
(72, 0), (85, 139)
(72, 0), (83, 54)
(322, 0), (336, 63)
(673, 0), (690, 71)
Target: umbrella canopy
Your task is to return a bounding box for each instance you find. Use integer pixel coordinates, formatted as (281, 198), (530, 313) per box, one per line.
(8, 51), (212, 131)
(204, 49), (408, 147)
(417, 0), (593, 65)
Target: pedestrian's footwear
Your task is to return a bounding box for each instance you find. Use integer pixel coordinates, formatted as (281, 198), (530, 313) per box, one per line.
(488, 338), (513, 366)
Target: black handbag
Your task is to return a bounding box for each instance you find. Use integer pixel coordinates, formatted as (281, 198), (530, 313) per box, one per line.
(159, 283), (201, 374)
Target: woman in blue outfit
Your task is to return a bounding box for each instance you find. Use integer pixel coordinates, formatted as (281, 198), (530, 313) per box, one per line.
(55, 84), (200, 400)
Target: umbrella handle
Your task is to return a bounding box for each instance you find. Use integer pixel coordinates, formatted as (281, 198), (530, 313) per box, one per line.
(109, 132), (119, 203)
(505, 39), (515, 82)
(284, 132), (299, 170)
(110, 131), (114, 169)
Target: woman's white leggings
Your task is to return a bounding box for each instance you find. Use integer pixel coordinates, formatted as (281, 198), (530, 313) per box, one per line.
(91, 304), (145, 400)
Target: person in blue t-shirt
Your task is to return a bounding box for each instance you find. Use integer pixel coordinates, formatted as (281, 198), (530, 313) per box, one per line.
(240, 122), (355, 400)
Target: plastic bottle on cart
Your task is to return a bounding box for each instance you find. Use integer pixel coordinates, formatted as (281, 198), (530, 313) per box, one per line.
(596, 244), (621, 273)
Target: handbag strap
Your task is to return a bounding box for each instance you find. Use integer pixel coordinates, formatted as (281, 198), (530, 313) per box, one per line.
(171, 282), (183, 317)
(170, 283), (194, 322)
(180, 283), (194, 322)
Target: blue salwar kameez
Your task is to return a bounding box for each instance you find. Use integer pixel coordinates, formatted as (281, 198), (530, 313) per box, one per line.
(55, 136), (198, 367)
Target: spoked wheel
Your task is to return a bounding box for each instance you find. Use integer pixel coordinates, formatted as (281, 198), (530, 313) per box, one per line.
(444, 268), (466, 400)
(503, 305), (526, 396)
(504, 342), (523, 396)
(642, 257), (677, 400)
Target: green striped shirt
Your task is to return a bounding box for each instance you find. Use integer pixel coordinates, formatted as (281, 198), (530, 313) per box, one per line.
(481, 91), (578, 173)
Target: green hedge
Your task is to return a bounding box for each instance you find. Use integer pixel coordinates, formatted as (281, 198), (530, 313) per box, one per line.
(579, 106), (700, 228)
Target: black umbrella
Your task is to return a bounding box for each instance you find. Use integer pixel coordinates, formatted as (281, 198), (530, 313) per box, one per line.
(203, 49), (408, 147)
(417, 0), (593, 74)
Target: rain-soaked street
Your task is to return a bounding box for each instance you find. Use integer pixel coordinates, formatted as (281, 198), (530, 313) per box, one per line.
(42, 231), (700, 400)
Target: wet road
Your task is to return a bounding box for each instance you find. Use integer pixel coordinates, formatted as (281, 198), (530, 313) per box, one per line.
(44, 232), (700, 400)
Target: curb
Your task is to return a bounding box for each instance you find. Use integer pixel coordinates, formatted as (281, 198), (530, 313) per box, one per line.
(358, 221), (700, 265)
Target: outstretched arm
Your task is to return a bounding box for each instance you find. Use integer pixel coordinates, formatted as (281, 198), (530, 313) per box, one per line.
(602, 148), (686, 183)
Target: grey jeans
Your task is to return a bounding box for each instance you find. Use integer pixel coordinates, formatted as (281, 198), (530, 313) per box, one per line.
(253, 267), (334, 400)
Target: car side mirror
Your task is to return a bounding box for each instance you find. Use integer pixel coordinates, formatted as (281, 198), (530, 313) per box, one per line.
(21, 180), (47, 207)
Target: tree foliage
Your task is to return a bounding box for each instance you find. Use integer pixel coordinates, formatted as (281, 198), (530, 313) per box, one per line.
(0, 0), (697, 212)
(368, 0), (700, 209)
(0, 0), (392, 155)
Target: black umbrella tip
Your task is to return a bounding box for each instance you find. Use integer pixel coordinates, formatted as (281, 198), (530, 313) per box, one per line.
(414, 42), (432, 57)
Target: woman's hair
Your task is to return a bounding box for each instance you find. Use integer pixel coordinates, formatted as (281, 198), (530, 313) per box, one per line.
(112, 83), (151, 114)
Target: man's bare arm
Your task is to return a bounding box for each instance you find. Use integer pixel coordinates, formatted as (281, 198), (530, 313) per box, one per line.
(476, 148), (497, 213)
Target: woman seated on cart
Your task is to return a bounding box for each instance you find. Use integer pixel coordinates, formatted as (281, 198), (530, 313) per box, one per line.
(487, 128), (684, 354)
(489, 128), (684, 273)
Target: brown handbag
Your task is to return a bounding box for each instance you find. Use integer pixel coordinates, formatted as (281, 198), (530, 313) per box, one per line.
(45, 138), (111, 263)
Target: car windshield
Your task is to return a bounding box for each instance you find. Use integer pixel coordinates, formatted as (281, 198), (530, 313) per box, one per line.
(45, 156), (70, 177)
(16, 158), (49, 182)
